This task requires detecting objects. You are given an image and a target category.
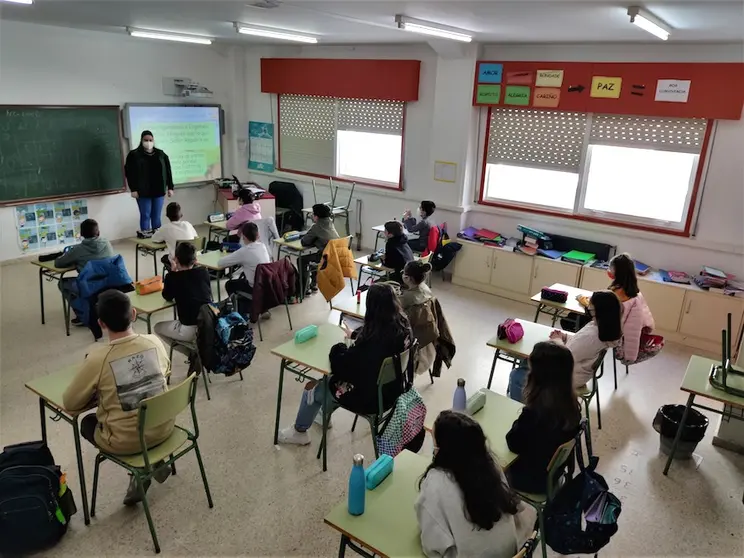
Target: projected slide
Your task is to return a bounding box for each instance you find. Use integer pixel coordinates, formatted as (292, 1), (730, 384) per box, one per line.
(126, 105), (222, 185)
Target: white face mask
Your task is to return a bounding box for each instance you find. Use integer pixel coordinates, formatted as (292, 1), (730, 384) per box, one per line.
(142, 140), (154, 151)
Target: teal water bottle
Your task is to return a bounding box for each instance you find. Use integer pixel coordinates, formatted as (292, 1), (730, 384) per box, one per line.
(348, 454), (366, 516)
(453, 378), (467, 412)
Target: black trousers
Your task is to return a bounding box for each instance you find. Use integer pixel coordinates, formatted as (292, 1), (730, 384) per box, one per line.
(225, 279), (253, 315)
(81, 414), (99, 447)
(296, 252), (322, 293)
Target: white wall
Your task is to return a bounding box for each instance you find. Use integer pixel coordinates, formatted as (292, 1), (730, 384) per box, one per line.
(0, 20), (236, 262)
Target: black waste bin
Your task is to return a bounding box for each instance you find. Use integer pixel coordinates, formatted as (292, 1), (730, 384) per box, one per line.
(653, 404), (709, 459)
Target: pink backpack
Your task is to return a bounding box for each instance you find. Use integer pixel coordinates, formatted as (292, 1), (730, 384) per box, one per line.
(498, 318), (524, 343)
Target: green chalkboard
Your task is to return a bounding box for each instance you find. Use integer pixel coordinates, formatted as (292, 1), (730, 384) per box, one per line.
(0, 106), (125, 205)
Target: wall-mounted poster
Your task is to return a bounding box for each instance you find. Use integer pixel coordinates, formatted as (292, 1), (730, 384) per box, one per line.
(15, 198), (88, 253)
(248, 121), (275, 173)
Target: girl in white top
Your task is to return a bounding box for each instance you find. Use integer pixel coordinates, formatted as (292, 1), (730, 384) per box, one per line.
(218, 221), (271, 287)
(550, 290), (623, 387)
(416, 411), (535, 558)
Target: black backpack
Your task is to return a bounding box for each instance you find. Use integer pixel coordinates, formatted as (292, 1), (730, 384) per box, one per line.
(0, 441), (77, 555)
(196, 303), (256, 376)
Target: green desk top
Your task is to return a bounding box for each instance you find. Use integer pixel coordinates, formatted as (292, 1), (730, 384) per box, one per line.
(31, 260), (75, 274)
(273, 238), (307, 251)
(486, 319), (573, 360)
(324, 450), (427, 558)
(127, 237), (167, 251)
(530, 283), (590, 315)
(332, 291), (367, 320)
(270, 324), (346, 375)
(682, 355), (744, 410)
(424, 390), (523, 470)
(196, 250), (228, 270)
(372, 224), (386, 234)
(204, 220), (228, 231)
(355, 255), (393, 272)
(127, 291), (175, 315)
(25, 365), (81, 414)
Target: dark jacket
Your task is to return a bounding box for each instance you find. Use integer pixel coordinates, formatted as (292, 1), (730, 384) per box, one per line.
(506, 407), (579, 494)
(250, 259), (297, 322)
(125, 147), (174, 198)
(329, 327), (412, 415)
(382, 233), (414, 272)
(162, 267), (213, 326)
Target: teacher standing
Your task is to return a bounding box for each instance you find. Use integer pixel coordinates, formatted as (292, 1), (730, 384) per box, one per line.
(125, 130), (174, 239)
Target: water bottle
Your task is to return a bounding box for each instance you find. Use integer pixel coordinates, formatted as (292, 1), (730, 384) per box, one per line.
(453, 378), (467, 412)
(348, 454), (366, 516)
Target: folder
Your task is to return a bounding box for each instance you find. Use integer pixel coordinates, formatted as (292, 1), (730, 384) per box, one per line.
(562, 250), (595, 264)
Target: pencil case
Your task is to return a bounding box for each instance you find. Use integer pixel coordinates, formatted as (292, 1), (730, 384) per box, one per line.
(365, 454), (394, 490)
(540, 287), (568, 303)
(466, 389), (487, 415)
(294, 325), (318, 344)
(221, 242), (241, 253)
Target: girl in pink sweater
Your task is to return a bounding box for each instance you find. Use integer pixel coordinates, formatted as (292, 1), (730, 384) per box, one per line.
(227, 189), (263, 233)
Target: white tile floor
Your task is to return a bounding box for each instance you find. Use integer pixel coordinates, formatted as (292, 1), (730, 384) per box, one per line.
(1, 240), (743, 556)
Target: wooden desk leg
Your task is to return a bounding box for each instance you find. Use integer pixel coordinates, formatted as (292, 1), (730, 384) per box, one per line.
(487, 350), (500, 390)
(663, 393), (695, 476)
(273, 360), (287, 445)
(71, 416), (91, 525)
(39, 267), (46, 325)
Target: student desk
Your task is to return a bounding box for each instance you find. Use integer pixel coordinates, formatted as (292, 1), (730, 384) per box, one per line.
(203, 219), (230, 243)
(273, 237), (316, 302)
(196, 250), (230, 301)
(663, 356), (744, 486)
(331, 291), (367, 324)
(530, 283), (591, 327)
(128, 237), (167, 281)
(324, 450), (427, 558)
(127, 291), (176, 334)
(424, 390), (523, 469)
(25, 365), (92, 526)
(270, 324), (346, 472)
(355, 255), (394, 287)
(31, 260), (76, 336)
(485, 319), (573, 389)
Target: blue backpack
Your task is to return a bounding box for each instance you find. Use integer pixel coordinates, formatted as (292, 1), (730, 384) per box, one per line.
(197, 304), (256, 376)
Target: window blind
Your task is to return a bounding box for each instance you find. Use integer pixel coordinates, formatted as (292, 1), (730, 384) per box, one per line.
(589, 115), (707, 153)
(487, 108), (588, 172)
(279, 94), (335, 175)
(337, 98), (404, 134)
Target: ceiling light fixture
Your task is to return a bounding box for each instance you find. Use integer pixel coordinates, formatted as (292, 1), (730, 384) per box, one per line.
(1, 0), (34, 4)
(627, 6), (671, 41)
(127, 28), (213, 45)
(395, 15), (472, 43)
(234, 23), (318, 43)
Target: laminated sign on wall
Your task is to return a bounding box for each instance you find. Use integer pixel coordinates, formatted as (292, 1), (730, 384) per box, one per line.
(15, 199), (88, 253)
(655, 80), (691, 103)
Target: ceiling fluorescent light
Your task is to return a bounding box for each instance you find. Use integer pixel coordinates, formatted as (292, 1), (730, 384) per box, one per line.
(627, 6), (671, 41)
(127, 28), (213, 45)
(1, 0), (34, 4)
(395, 15), (472, 43)
(235, 23), (318, 43)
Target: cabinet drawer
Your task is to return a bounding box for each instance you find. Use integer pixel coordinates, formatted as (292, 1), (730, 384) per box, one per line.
(452, 242), (493, 285)
(490, 251), (533, 295)
(679, 291), (744, 343)
(530, 259), (580, 293)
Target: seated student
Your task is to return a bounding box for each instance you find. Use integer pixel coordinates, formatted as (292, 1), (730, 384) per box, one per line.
(403, 200), (436, 253)
(381, 220), (414, 284)
(278, 283), (412, 445)
(505, 342), (581, 494)
(401, 260), (436, 375)
(298, 204), (339, 295)
(221, 222), (271, 313)
(54, 218), (114, 325)
(154, 242), (212, 351)
(400, 260), (433, 309)
(226, 189), (262, 233)
(508, 290), (622, 400)
(416, 410), (535, 558)
(152, 202), (198, 271)
(62, 289), (173, 506)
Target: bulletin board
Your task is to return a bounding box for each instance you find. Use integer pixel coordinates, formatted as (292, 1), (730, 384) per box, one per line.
(472, 62), (744, 120)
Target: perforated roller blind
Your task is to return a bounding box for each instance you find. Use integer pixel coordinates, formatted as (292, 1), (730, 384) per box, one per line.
(279, 95), (335, 175)
(487, 108), (588, 171)
(589, 115), (707, 153)
(338, 98), (404, 134)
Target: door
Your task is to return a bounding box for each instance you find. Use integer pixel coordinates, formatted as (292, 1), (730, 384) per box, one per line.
(639, 279), (685, 333)
(530, 259), (581, 294)
(452, 242), (493, 284)
(679, 291), (744, 343)
(489, 251), (534, 295)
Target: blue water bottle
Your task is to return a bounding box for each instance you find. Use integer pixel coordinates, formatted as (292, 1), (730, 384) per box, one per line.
(348, 454), (366, 516)
(453, 378), (467, 412)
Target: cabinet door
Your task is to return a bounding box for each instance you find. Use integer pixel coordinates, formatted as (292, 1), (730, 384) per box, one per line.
(581, 267), (610, 292)
(530, 259), (580, 293)
(489, 251), (534, 295)
(639, 280), (685, 333)
(452, 242), (493, 284)
(679, 291), (744, 343)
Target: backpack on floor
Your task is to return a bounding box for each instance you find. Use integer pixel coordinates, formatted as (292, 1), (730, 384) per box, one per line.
(0, 441), (77, 555)
(197, 303), (256, 376)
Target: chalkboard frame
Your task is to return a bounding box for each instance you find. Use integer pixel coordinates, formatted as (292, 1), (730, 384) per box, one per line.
(123, 103), (225, 188)
(0, 104), (126, 207)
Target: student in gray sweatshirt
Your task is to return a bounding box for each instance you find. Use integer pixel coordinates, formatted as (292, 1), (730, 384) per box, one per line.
(297, 204), (339, 294)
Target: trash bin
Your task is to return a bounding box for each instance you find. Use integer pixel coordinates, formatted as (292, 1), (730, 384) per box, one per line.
(653, 404), (709, 460)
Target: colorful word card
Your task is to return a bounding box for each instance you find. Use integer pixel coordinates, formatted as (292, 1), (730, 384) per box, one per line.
(504, 86), (531, 106)
(478, 63), (503, 83)
(536, 70), (564, 88)
(476, 85), (501, 104)
(655, 79), (691, 103)
(506, 71), (533, 85)
(533, 88), (561, 108)
(590, 76), (622, 99)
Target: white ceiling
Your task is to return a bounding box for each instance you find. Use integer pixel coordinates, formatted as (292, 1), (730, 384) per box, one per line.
(1, 0), (742, 45)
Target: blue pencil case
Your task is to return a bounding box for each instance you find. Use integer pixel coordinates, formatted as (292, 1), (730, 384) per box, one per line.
(365, 454), (394, 490)
(294, 325), (318, 344)
(221, 242), (241, 253)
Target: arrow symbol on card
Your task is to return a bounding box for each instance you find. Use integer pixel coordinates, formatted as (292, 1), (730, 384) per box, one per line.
(567, 85), (585, 93)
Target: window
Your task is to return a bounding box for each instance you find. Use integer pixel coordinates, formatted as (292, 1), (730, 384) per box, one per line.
(481, 108), (708, 233)
(279, 95), (404, 189)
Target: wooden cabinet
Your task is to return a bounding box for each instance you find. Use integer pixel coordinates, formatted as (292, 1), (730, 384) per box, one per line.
(580, 267), (610, 292)
(452, 242), (493, 284)
(490, 251), (533, 295)
(639, 279), (685, 333)
(530, 259), (580, 293)
(678, 291), (744, 343)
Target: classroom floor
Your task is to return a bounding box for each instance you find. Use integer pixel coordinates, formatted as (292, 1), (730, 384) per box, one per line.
(1, 240), (742, 557)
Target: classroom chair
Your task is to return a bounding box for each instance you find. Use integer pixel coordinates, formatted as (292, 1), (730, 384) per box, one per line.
(163, 237), (206, 276)
(514, 420), (585, 558)
(89, 375), (214, 554)
(168, 340), (225, 401)
(514, 530), (539, 558)
(230, 287), (293, 342)
(577, 349), (607, 438)
(317, 342), (416, 461)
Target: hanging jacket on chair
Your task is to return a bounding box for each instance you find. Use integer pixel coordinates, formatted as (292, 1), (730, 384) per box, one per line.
(251, 259), (297, 322)
(71, 255), (133, 327)
(318, 238), (357, 301)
